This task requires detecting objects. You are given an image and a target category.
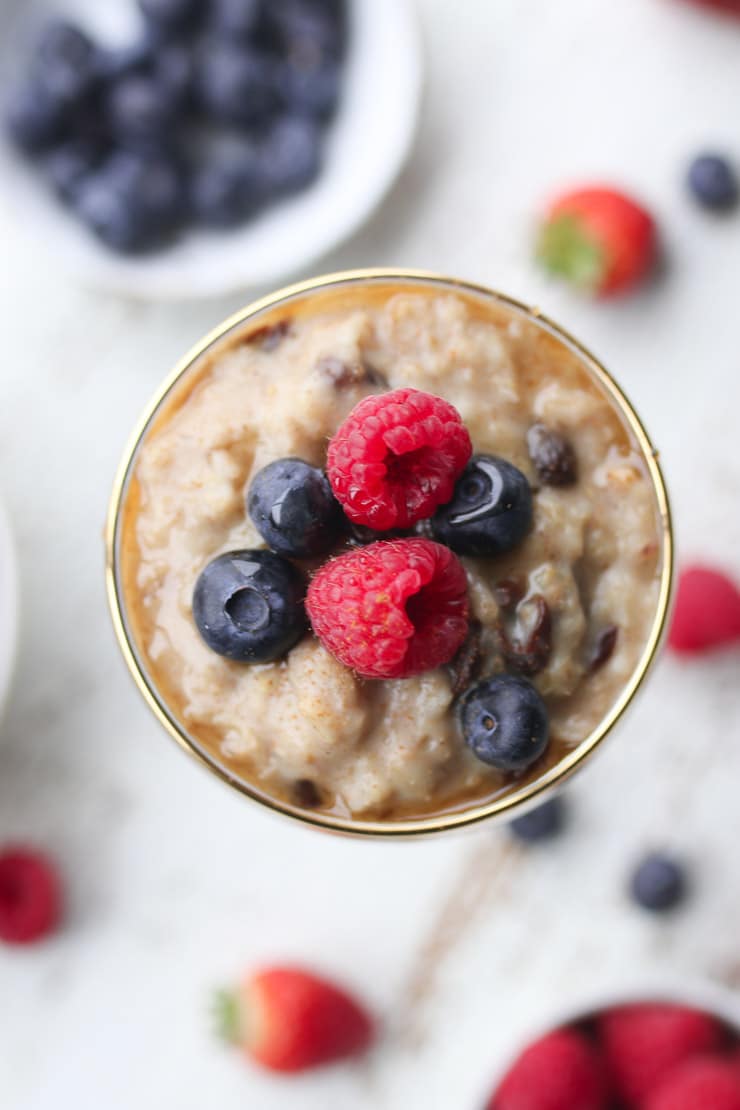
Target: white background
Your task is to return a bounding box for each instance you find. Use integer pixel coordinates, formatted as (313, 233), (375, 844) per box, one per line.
(2, 1), (740, 1107)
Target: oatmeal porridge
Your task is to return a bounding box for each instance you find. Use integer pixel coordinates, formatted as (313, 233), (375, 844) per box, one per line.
(112, 275), (670, 827)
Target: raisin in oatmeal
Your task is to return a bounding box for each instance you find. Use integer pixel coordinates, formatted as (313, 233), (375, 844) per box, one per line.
(113, 277), (669, 826)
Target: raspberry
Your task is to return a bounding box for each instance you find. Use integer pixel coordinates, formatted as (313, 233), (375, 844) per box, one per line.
(646, 1057), (740, 1110)
(488, 1027), (609, 1110)
(598, 1003), (725, 1105)
(306, 538), (469, 679)
(326, 388), (472, 529)
(0, 847), (62, 945)
(668, 565), (740, 653)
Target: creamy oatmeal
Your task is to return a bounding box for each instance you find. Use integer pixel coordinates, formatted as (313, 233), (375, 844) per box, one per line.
(116, 279), (667, 824)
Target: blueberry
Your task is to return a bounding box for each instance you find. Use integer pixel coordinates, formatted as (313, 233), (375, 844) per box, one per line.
(259, 115), (322, 196)
(687, 153), (739, 212)
(107, 74), (181, 147)
(630, 853), (687, 913)
(32, 20), (100, 110)
(211, 0), (262, 38)
(509, 796), (566, 843)
(5, 80), (68, 153)
(138, 0), (201, 32)
(193, 549), (307, 662)
(189, 148), (264, 227)
(156, 45), (196, 107)
(75, 151), (185, 252)
(196, 43), (281, 128)
(247, 458), (343, 557)
(280, 58), (341, 119)
(269, 1), (346, 63)
(431, 455), (533, 557)
(457, 674), (549, 772)
(98, 38), (156, 81)
(45, 140), (102, 203)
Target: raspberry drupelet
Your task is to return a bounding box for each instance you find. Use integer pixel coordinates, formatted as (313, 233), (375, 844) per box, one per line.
(326, 387), (472, 529)
(306, 538), (469, 679)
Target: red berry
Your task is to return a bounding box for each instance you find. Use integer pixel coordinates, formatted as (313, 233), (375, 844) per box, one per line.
(646, 1057), (740, 1110)
(668, 565), (740, 654)
(598, 1003), (725, 1105)
(326, 388), (472, 530)
(306, 538), (469, 679)
(0, 848), (62, 945)
(681, 0), (740, 14)
(215, 966), (374, 1073)
(488, 1027), (610, 1110)
(537, 186), (656, 296)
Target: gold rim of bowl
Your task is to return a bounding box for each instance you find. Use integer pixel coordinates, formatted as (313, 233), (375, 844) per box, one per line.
(105, 268), (674, 839)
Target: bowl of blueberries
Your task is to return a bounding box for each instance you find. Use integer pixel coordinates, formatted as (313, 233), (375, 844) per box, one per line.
(1, 0), (421, 299)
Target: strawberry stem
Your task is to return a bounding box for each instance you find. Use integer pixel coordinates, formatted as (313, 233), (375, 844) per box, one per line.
(537, 214), (606, 291)
(213, 989), (241, 1045)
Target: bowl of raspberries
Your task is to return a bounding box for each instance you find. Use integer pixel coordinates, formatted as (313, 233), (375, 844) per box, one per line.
(0, 0), (421, 298)
(484, 982), (740, 1110)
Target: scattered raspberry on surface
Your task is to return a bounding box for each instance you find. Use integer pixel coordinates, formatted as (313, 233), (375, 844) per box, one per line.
(598, 1003), (725, 1105)
(488, 1026), (609, 1110)
(668, 565), (740, 654)
(306, 538), (469, 679)
(0, 847), (62, 945)
(646, 1056), (740, 1110)
(215, 965), (374, 1073)
(326, 388), (472, 529)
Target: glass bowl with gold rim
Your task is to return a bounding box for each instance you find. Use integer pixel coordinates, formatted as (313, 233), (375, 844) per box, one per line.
(105, 269), (673, 838)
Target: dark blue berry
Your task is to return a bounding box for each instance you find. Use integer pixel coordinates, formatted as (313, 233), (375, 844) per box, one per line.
(107, 74), (181, 148)
(260, 115), (322, 196)
(45, 140), (102, 203)
(32, 20), (100, 110)
(457, 674), (549, 771)
(270, 2), (346, 63)
(138, 0), (201, 32)
(509, 796), (566, 842)
(247, 458), (343, 557)
(630, 853), (687, 913)
(98, 38), (156, 81)
(196, 44), (281, 128)
(75, 151), (185, 252)
(431, 455), (533, 557)
(211, 0), (262, 38)
(687, 153), (739, 212)
(5, 81), (67, 153)
(193, 549), (307, 663)
(280, 58), (341, 119)
(156, 45), (196, 108)
(188, 148), (264, 227)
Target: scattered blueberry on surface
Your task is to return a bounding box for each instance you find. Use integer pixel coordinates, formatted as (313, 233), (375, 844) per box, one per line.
(630, 852), (687, 913)
(509, 796), (567, 842)
(457, 674), (549, 772)
(193, 550), (307, 663)
(431, 455), (533, 557)
(687, 153), (739, 211)
(248, 458), (343, 557)
(260, 115), (322, 195)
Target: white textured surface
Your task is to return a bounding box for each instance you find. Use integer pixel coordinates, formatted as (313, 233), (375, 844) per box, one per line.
(2, 0), (740, 1107)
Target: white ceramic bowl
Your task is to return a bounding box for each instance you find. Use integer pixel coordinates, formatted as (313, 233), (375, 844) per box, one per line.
(0, 0), (422, 300)
(481, 977), (740, 1106)
(0, 497), (18, 723)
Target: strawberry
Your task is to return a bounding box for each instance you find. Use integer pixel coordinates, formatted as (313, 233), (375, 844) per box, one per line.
(668, 565), (740, 654)
(598, 1003), (725, 1105)
(537, 186), (657, 296)
(488, 1027), (610, 1110)
(215, 965), (374, 1073)
(646, 1057), (740, 1110)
